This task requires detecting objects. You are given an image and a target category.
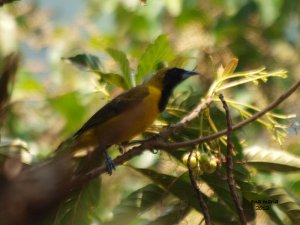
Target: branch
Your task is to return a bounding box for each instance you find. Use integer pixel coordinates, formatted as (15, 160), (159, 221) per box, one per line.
(158, 79), (300, 149)
(0, 0), (20, 7)
(187, 151), (212, 225)
(159, 97), (213, 139)
(71, 141), (156, 186)
(0, 53), (19, 125)
(219, 94), (247, 225)
(74, 97), (214, 183)
(76, 79), (300, 181)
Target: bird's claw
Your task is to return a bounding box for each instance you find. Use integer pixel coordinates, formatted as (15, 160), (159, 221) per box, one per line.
(104, 151), (116, 175)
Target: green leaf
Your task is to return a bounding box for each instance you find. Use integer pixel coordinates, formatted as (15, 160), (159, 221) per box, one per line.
(263, 187), (300, 224)
(52, 178), (101, 225)
(153, 144), (259, 223)
(244, 147), (300, 172)
(104, 184), (168, 225)
(242, 198), (256, 223)
(106, 48), (131, 89)
(222, 0), (248, 15)
(143, 203), (190, 225)
(164, 139), (257, 223)
(201, 173), (239, 211)
(264, 206), (286, 225)
(254, 0), (283, 27)
(136, 34), (175, 84)
(15, 71), (44, 93)
(93, 71), (128, 89)
(200, 165), (257, 224)
(134, 168), (240, 225)
(63, 53), (101, 70)
(48, 92), (86, 134)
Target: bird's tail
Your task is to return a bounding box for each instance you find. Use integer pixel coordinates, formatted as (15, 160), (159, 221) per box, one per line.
(56, 136), (108, 175)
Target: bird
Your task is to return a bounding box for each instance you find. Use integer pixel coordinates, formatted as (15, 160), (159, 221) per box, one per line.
(61, 67), (199, 174)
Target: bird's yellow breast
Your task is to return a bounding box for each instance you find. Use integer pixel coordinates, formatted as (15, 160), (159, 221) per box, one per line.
(75, 85), (161, 149)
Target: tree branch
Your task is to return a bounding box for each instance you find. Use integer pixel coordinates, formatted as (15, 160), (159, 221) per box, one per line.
(76, 79), (300, 182)
(187, 151), (212, 225)
(0, 53), (19, 126)
(219, 94), (247, 225)
(159, 96), (213, 139)
(0, 0), (20, 7)
(158, 79), (300, 149)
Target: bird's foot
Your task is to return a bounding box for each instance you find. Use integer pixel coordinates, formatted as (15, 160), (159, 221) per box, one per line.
(104, 151), (116, 175)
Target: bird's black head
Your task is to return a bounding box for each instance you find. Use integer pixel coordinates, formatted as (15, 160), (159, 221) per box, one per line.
(159, 67), (198, 111)
(163, 68), (198, 91)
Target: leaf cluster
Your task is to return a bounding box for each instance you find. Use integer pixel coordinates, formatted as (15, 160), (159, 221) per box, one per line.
(38, 35), (300, 225)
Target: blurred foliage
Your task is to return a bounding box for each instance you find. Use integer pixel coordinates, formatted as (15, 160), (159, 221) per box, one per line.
(1, 0), (300, 225)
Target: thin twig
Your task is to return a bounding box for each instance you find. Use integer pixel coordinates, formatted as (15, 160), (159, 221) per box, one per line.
(0, 53), (19, 126)
(78, 96), (214, 181)
(0, 0), (20, 7)
(219, 94), (247, 225)
(187, 151), (212, 225)
(76, 79), (300, 181)
(72, 141), (154, 184)
(159, 97), (213, 139)
(158, 79), (300, 149)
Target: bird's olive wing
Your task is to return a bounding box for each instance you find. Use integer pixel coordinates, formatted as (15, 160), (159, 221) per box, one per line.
(74, 86), (149, 137)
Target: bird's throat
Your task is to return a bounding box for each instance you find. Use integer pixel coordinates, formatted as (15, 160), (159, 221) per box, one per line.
(159, 87), (173, 112)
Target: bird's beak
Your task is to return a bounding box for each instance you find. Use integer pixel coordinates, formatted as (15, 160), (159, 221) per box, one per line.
(182, 70), (199, 79)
